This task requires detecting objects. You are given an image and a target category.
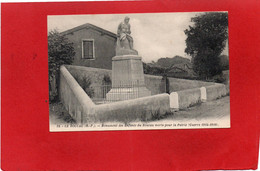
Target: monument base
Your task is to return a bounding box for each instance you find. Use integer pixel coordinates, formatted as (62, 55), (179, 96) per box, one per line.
(106, 54), (151, 102)
(106, 87), (151, 101)
(111, 55), (146, 86)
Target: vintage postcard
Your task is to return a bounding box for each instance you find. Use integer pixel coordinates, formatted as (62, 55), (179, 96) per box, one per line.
(2, 1), (259, 170)
(48, 12), (230, 131)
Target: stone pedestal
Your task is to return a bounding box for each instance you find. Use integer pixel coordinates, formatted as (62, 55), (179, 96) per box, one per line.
(106, 55), (151, 101)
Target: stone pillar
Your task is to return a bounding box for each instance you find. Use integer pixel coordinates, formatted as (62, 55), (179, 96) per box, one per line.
(106, 55), (151, 101)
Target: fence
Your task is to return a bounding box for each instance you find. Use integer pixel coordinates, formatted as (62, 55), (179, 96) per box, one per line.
(91, 84), (112, 104)
(91, 81), (143, 104)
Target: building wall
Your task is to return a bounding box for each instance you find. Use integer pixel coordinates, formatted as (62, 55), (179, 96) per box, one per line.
(65, 28), (116, 70)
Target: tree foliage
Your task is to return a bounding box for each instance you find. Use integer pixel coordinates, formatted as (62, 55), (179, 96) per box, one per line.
(48, 30), (75, 102)
(184, 12), (228, 79)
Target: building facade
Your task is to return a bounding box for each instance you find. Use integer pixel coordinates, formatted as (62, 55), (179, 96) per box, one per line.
(62, 23), (117, 70)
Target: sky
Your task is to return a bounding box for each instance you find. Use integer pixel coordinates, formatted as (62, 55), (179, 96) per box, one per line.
(48, 12), (228, 63)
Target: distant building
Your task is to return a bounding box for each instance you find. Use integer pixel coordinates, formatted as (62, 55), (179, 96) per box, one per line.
(62, 23), (117, 69)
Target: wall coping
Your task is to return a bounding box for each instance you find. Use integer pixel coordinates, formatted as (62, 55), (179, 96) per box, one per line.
(65, 65), (111, 73)
(60, 65), (95, 108)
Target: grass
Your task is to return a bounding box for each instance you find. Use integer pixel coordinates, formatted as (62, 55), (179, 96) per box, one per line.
(49, 102), (76, 124)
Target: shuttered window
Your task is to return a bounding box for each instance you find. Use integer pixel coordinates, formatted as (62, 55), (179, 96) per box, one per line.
(82, 40), (94, 59)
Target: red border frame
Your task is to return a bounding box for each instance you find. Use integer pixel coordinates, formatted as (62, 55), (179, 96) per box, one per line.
(1, 1), (259, 170)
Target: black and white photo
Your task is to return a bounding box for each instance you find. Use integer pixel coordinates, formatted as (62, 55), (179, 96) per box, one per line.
(48, 12), (230, 131)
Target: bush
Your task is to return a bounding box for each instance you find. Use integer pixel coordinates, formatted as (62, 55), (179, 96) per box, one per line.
(74, 74), (94, 98)
(48, 30), (75, 102)
(102, 74), (111, 85)
(82, 76), (94, 98)
(211, 73), (226, 83)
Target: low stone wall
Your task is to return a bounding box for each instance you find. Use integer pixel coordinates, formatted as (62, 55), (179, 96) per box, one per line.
(92, 94), (170, 123)
(178, 88), (201, 109)
(60, 65), (170, 123)
(66, 65), (163, 95)
(223, 70), (230, 93)
(65, 65), (112, 87)
(144, 74), (164, 95)
(170, 88), (201, 109)
(65, 65), (214, 95)
(59, 66), (95, 123)
(170, 83), (227, 109)
(168, 77), (214, 92)
(60, 65), (228, 122)
(65, 65), (113, 100)
(204, 84), (227, 101)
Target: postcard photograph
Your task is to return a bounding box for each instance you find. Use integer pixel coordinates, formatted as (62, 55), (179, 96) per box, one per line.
(48, 12), (230, 131)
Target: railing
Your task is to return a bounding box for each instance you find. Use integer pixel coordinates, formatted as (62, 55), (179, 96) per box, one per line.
(91, 81), (143, 104)
(91, 84), (112, 104)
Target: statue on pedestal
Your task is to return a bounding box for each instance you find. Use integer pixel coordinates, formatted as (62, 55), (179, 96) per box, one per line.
(106, 16), (151, 101)
(116, 16), (138, 56)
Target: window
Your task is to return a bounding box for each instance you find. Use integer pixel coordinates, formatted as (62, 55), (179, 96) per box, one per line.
(82, 40), (94, 59)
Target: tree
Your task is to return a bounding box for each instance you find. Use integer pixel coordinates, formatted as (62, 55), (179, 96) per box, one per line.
(48, 30), (75, 102)
(184, 12), (228, 79)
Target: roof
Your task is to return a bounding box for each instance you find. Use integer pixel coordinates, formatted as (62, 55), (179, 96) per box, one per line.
(61, 23), (117, 38)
